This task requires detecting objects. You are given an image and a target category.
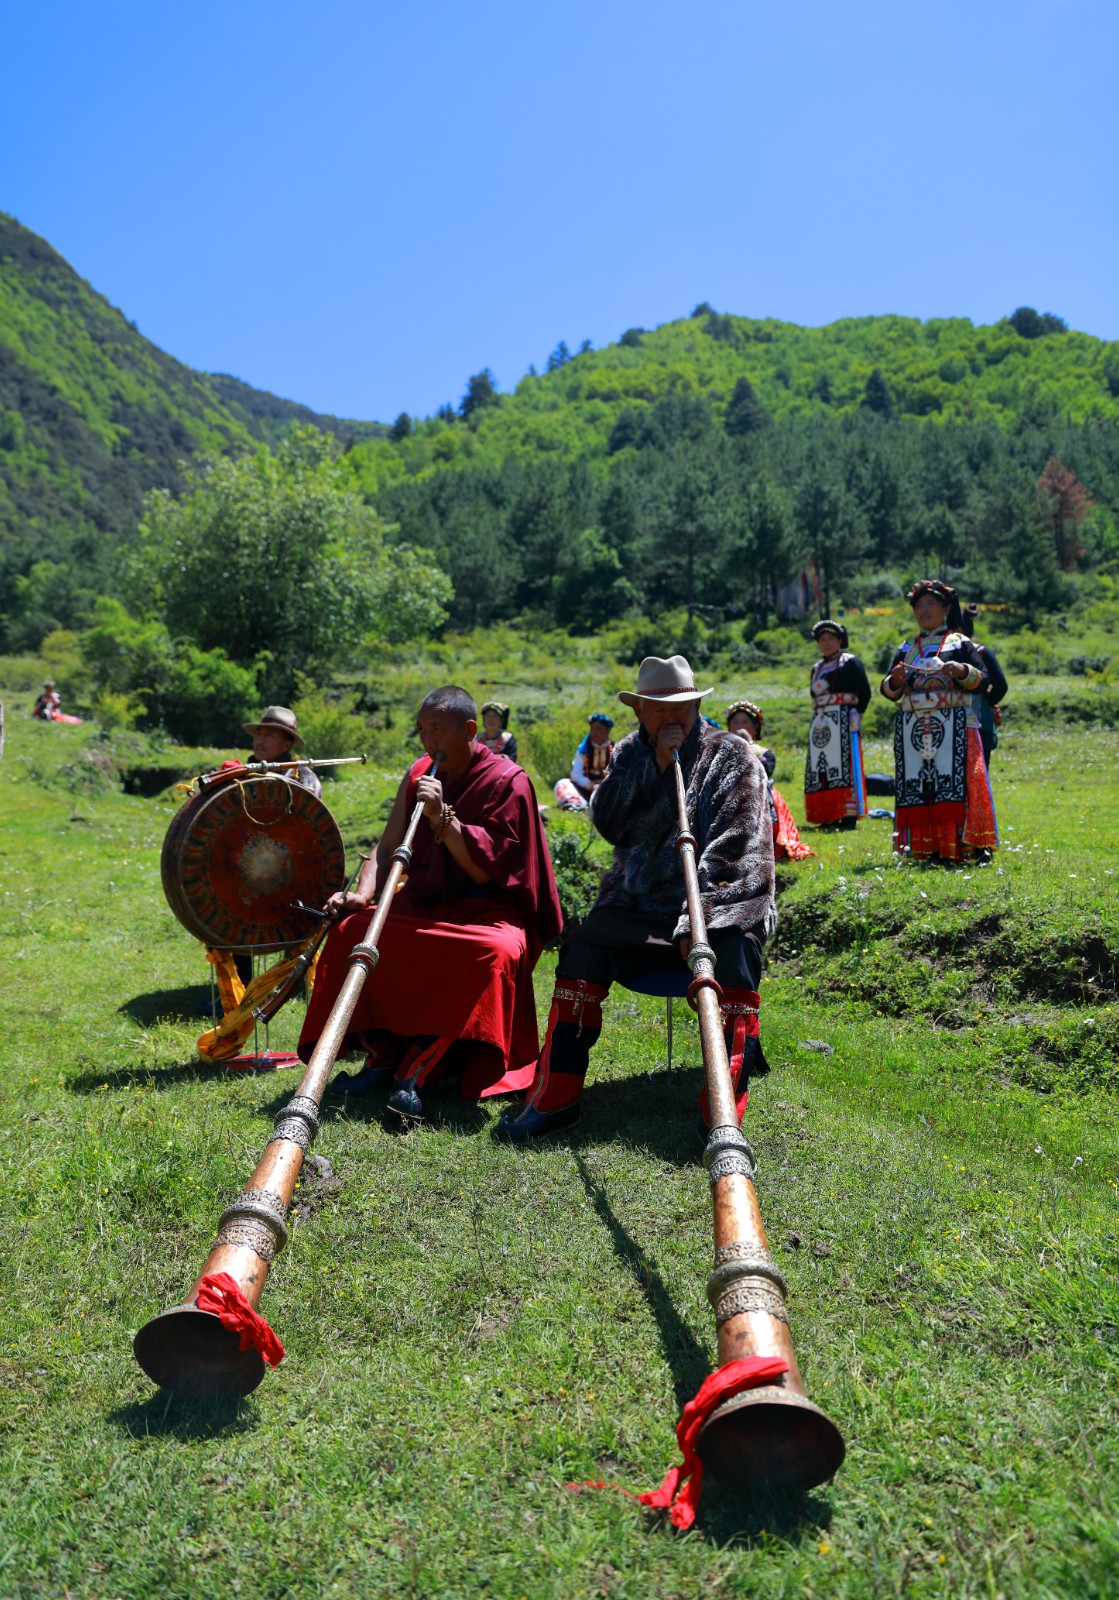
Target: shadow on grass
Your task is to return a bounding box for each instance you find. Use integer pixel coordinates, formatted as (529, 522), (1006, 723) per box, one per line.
(119, 984), (215, 1026)
(697, 1480), (833, 1546)
(65, 1060), (232, 1094)
(109, 1389), (257, 1442)
(572, 1151), (707, 1410)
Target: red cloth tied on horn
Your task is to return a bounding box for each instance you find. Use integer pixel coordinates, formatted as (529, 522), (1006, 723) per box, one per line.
(196, 1272), (285, 1367)
(641, 1356), (789, 1529)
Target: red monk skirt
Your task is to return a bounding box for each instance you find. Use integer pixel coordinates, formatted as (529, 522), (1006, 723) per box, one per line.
(298, 896), (540, 1090)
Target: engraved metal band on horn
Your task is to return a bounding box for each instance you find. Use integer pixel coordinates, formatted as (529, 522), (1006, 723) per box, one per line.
(703, 1124), (758, 1185)
(686, 941), (716, 971)
(268, 1093), (321, 1151)
(216, 1186), (289, 1254)
(707, 1251), (788, 1305)
(213, 1216), (280, 1263)
(712, 1280), (790, 1326)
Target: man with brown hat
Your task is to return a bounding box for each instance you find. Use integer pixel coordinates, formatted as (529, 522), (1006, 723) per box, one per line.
(242, 705), (322, 799)
(497, 655), (777, 1141)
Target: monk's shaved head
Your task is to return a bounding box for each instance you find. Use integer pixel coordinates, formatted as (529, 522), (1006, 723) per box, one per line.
(417, 685), (477, 726)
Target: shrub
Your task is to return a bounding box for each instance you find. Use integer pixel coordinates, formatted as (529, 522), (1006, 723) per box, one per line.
(290, 677), (372, 766)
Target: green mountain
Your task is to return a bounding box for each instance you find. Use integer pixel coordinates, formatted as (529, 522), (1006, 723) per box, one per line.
(343, 309), (1119, 631)
(349, 307), (1119, 493)
(3, 206), (1118, 651)
(0, 211), (384, 646)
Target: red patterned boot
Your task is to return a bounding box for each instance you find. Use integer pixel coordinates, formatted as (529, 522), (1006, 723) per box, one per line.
(699, 988), (763, 1128)
(495, 979), (608, 1141)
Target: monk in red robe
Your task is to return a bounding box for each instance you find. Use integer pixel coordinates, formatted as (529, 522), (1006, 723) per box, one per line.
(298, 685), (562, 1125)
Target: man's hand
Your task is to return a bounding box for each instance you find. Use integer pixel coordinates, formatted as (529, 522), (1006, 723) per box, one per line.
(887, 662), (907, 690)
(678, 934), (692, 961)
(326, 889), (371, 919)
(416, 773), (444, 821)
(655, 723), (686, 771)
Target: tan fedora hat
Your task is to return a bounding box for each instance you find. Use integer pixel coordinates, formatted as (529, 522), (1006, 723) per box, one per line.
(617, 655), (713, 709)
(243, 705), (305, 748)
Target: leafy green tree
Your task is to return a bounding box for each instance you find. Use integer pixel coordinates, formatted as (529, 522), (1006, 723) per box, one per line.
(123, 425), (450, 698)
(389, 412), (413, 442)
(724, 376), (771, 437)
(460, 369), (498, 420)
(619, 328), (645, 348)
(546, 342), (572, 372)
(1009, 307), (1068, 339)
(552, 527), (638, 630)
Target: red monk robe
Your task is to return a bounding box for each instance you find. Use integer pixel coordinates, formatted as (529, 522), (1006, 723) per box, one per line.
(298, 745), (562, 1096)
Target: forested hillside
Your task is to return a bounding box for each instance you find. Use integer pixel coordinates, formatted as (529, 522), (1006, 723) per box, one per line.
(351, 310), (1119, 629)
(2, 210), (1118, 654)
(0, 213), (383, 648)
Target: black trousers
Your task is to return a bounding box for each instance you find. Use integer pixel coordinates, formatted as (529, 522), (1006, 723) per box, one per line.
(555, 908), (762, 993)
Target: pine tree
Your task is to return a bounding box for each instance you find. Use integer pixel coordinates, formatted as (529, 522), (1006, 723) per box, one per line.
(723, 376), (770, 437)
(861, 368), (895, 417)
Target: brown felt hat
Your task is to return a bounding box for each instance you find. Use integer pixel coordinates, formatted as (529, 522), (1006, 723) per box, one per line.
(617, 655), (713, 709)
(243, 705), (304, 748)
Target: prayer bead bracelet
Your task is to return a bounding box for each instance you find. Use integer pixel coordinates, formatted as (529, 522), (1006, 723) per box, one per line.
(430, 803), (456, 843)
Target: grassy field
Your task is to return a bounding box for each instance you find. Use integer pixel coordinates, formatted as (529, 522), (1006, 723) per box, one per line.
(1, 669), (1118, 1599)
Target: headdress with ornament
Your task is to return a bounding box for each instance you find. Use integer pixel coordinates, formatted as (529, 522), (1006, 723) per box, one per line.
(906, 579), (963, 631)
(480, 701), (510, 728)
(811, 618), (848, 648)
(725, 699), (764, 735)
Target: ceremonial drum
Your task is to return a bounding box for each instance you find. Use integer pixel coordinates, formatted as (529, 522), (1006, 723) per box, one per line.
(161, 768), (346, 948)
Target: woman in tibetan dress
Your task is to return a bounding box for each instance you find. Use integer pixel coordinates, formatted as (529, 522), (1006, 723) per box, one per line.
(479, 701), (519, 764)
(881, 581), (998, 861)
(803, 621), (871, 830)
(727, 699), (814, 861)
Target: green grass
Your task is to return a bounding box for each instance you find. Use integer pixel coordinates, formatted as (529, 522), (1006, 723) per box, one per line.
(1, 686), (1118, 1598)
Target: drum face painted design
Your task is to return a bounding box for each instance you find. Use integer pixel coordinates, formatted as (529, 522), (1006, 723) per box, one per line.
(161, 771), (345, 947)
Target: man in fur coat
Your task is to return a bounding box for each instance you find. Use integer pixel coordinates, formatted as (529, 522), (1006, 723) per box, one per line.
(498, 655), (776, 1141)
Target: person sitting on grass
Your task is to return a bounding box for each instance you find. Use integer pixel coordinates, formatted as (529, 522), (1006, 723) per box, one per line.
(726, 699), (814, 862)
(299, 685), (563, 1126)
(498, 655), (775, 1142)
(31, 680), (82, 724)
(553, 712), (615, 810)
(478, 701), (519, 764)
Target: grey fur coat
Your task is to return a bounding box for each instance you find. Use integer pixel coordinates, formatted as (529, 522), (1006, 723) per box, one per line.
(589, 719), (777, 944)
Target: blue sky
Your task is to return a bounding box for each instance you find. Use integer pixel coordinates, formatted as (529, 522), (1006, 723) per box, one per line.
(3, 0), (1116, 421)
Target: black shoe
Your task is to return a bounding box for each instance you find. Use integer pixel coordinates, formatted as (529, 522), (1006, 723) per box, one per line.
(494, 1102), (581, 1143)
(385, 1085), (424, 1125)
(330, 1061), (394, 1095)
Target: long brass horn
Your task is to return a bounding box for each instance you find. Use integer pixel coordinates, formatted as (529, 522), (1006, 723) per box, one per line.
(133, 755), (444, 1398)
(670, 749), (844, 1493)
